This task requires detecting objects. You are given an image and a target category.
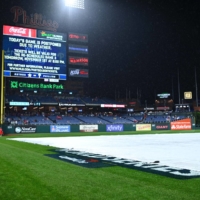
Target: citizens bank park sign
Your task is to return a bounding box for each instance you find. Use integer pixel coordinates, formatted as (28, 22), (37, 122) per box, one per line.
(46, 149), (200, 179)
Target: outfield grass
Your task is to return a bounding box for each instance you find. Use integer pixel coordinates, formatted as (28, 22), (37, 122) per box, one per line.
(0, 131), (200, 200)
(4, 129), (198, 138)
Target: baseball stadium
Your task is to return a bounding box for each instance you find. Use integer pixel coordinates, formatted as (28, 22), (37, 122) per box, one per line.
(0, 0), (200, 200)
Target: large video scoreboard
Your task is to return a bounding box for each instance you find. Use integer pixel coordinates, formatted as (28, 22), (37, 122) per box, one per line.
(3, 25), (67, 80)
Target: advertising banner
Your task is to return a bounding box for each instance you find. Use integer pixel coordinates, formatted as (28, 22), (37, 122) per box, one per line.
(37, 30), (66, 41)
(136, 124), (151, 131)
(157, 93), (170, 98)
(69, 56), (88, 66)
(15, 125), (37, 133)
(80, 125), (98, 132)
(68, 44), (88, 54)
(3, 25), (37, 38)
(157, 107), (170, 110)
(59, 103), (85, 107)
(144, 107), (154, 111)
(9, 102), (29, 106)
(68, 33), (88, 43)
(101, 104), (125, 108)
(50, 125), (71, 133)
(106, 124), (124, 132)
(155, 124), (169, 130)
(69, 68), (89, 78)
(170, 119), (191, 130)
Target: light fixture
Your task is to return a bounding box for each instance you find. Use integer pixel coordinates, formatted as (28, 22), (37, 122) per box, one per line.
(65, 0), (85, 9)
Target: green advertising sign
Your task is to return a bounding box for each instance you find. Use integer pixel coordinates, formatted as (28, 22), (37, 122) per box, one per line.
(10, 81), (64, 90)
(38, 30), (66, 42)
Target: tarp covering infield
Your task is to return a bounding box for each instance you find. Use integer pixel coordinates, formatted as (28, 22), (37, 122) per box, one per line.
(9, 133), (200, 179)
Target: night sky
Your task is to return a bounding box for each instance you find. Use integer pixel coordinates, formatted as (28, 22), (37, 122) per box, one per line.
(86, 0), (200, 103)
(1, 0), (200, 104)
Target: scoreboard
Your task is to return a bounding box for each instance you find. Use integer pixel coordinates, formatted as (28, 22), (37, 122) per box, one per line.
(3, 25), (67, 80)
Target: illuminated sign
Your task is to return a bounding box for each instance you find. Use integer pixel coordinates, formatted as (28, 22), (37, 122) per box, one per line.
(9, 102), (29, 106)
(10, 6), (59, 31)
(29, 102), (41, 106)
(184, 92), (192, 99)
(10, 81), (64, 90)
(69, 68), (89, 78)
(157, 93), (170, 98)
(69, 56), (88, 66)
(68, 44), (88, 54)
(157, 107), (170, 110)
(68, 33), (88, 42)
(59, 103), (85, 107)
(37, 30), (66, 41)
(3, 25), (67, 80)
(101, 104), (125, 108)
(129, 102), (136, 105)
(3, 26), (37, 38)
(144, 107), (154, 110)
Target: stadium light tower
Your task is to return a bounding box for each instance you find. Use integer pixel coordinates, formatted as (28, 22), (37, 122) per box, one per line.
(65, 0), (85, 9)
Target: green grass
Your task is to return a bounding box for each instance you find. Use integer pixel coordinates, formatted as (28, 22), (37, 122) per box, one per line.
(4, 129), (199, 138)
(0, 132), (200, 200)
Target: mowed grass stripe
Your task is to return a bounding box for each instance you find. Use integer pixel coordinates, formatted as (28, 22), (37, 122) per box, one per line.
(0, 135), (200, 200)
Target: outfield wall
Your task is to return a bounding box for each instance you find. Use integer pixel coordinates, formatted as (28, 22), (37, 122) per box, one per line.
(2, 118), (196, 134)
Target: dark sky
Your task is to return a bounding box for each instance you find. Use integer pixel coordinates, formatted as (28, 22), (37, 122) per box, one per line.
(1, 0), (200, 104)
(86, 0), (200, 103)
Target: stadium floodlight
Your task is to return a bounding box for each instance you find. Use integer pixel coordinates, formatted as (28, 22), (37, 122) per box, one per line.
(65, 0), (85, 9)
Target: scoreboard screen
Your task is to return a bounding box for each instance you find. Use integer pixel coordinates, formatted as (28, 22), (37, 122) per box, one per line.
(3, 25), (67, 80)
